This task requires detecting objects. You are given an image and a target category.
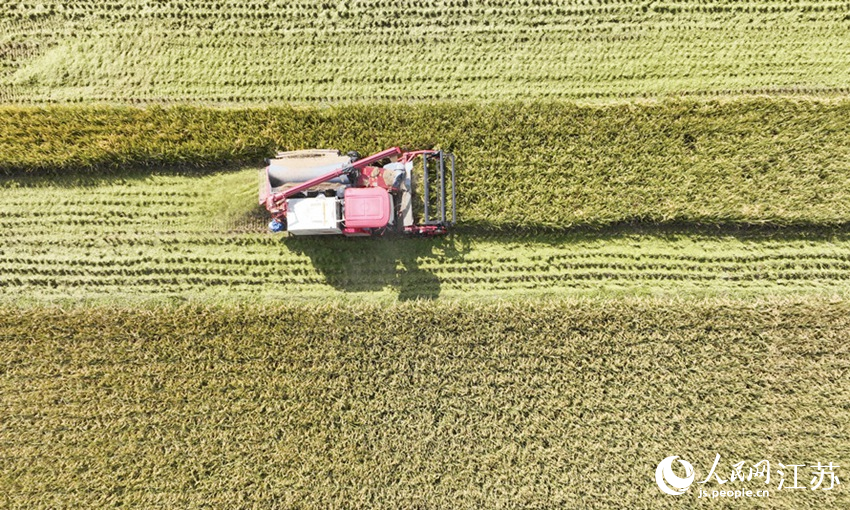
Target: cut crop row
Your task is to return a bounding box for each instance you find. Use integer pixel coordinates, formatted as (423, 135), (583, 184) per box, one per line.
(3, 0), (850, 102)
(4, 262), (850, 296)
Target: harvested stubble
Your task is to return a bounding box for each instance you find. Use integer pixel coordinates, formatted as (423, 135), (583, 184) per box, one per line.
(1, 300), (848, 508)
(3, 172), (850, 301)
(2, 1), (850, 103)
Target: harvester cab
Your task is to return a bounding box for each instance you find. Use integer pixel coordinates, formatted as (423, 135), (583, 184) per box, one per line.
(259, 147), (455, 236)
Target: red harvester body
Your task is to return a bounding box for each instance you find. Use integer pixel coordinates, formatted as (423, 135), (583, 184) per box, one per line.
(259, 147), (455, 236)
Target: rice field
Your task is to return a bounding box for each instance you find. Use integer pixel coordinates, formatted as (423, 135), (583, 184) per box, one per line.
(3, 2), (850, 508)
(1, 165), (849, 304)
(3, 99), (850, 229)
(1, 98), (849, 303)
(3, 1), (850, 103)
(2, 300), (849, 509)
(0, 298), (850, 509)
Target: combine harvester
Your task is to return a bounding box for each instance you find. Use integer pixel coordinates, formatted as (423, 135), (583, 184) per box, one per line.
(259, 147), (455, 236)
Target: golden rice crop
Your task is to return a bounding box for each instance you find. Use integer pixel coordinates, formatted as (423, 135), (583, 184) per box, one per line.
(2, 99), (850, 228)
(1, 299), (848, 508)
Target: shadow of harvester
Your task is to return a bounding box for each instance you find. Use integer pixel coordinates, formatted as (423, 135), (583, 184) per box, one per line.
(285, 235), (466, 300)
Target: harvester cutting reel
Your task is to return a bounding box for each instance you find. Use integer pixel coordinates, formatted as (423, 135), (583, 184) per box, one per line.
(259, 146), (456, 237)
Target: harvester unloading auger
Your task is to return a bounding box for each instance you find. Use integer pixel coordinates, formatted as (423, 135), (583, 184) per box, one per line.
(259, 147), (456, 236)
